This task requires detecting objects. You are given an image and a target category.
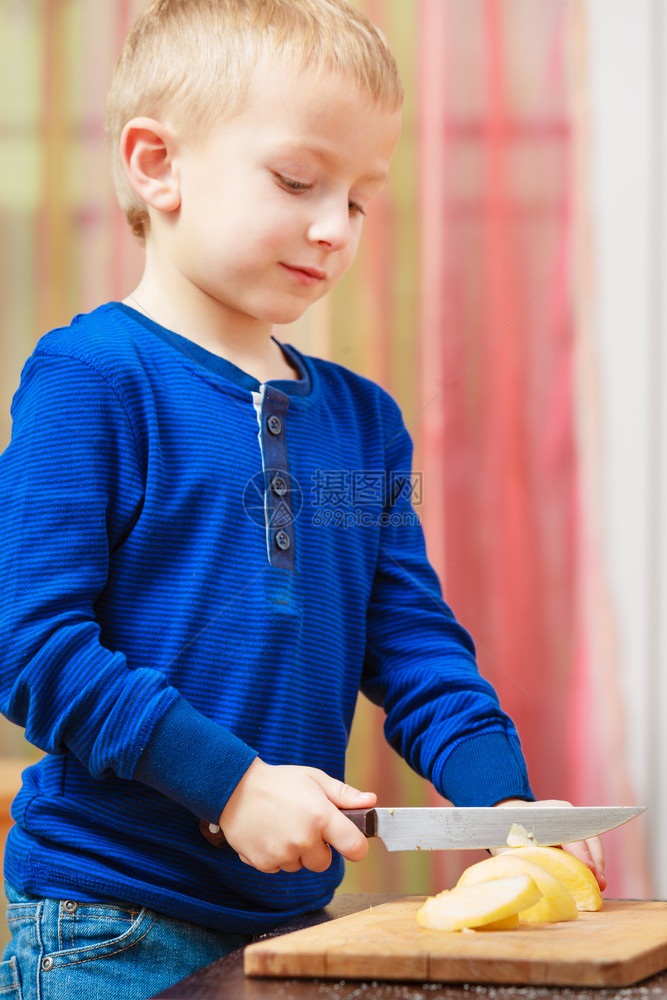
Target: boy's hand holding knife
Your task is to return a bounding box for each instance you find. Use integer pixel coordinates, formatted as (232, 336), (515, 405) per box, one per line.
(218, 758), (377, 874)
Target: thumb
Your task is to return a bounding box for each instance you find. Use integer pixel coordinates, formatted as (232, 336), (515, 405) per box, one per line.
(315, 773), (377, 810)
(311, 773), (376, 862)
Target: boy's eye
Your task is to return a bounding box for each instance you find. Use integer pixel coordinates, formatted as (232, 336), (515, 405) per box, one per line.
(275, 173), (311, 193)
(274, 172), (366, 218)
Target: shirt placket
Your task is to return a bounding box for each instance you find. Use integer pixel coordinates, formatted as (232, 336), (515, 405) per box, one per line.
(258, 385), (295, 570)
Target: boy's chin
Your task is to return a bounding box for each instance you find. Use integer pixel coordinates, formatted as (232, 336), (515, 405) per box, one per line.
(263, 301), (321, 328)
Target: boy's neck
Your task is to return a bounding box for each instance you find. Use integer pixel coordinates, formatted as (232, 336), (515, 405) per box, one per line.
(123, 274), (300, 384)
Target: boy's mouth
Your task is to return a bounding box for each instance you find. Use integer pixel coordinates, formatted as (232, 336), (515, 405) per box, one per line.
(280, 263), (327, 285)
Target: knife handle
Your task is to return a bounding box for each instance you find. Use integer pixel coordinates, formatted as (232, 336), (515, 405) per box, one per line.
(199, 819), (228, 847)
(199, 809), (378, 849)
(340, 807), (378, 838)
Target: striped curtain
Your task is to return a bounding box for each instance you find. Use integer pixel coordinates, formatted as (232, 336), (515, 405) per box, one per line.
(0, 0), (653, 900)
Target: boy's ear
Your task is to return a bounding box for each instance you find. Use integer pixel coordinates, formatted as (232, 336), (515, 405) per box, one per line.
(120, 117), (181, 214)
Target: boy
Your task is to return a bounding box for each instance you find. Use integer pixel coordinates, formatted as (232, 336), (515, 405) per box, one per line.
(0, 1), (604, 997)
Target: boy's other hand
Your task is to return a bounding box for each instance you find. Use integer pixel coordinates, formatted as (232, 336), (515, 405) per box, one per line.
(492, 798), (607, 891)
(218, 759), (376, 874)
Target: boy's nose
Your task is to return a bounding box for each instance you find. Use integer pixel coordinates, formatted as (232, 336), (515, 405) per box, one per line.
(307, 200), (352, 251)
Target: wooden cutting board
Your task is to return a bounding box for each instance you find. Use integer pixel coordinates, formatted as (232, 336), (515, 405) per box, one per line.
(245, 898), (667, 987)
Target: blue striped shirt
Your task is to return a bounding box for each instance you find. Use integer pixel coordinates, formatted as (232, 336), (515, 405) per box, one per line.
(0, 304), (532, 932)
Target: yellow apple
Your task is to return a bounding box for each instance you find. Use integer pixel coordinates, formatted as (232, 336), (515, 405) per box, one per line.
(474, 913), (520, 931)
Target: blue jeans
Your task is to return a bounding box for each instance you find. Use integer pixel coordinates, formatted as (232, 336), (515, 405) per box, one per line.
(1, 883), (251, 999)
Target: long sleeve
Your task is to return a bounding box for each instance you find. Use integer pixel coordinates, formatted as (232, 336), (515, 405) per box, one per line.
(362, 402), (534, 806)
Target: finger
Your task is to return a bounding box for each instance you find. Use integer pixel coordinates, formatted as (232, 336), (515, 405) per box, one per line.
(238, 850), (282, 874)
(585, 836), (606, 876)
(305, 772), (376, 861)
(561, 840), (605, 888)
(279, 859), (304, 874)
(315, 772), (377, 810)
(494, 798), (572, 809)
(320, 807), (370, 862)
(244, 859), (282, 874)
(300, 842), (333, 873)
(562, 837), (607, 890)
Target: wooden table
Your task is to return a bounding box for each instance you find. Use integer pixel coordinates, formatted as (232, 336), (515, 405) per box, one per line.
(152, 894), (667, 1000)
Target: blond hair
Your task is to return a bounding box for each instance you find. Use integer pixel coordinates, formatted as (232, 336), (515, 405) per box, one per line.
(107, 0), (403, 242)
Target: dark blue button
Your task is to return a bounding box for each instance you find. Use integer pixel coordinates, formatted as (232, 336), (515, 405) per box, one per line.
(267, 415), (282, 435)
(271, 475), (288, 497)
(275, 530), (291, 551)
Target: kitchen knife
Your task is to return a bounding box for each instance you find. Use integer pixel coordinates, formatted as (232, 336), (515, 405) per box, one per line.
(199, 804), (645, 851)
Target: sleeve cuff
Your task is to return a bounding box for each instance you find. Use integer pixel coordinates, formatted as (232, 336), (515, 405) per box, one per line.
(134, 697), (258, 823)
(436, 731), (535, 806)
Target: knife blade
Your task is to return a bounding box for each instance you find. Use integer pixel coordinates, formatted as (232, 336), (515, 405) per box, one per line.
(339, 805), (646, 852)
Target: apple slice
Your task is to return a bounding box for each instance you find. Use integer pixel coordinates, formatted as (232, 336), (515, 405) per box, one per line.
(417, 874), (542, 932)
(502, 846), (603, 911)
(456, 854), (578, 924)
(475, 913), (520, 931)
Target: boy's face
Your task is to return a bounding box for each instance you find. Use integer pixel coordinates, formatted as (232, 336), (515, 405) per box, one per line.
(160, 58), (402, 332)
